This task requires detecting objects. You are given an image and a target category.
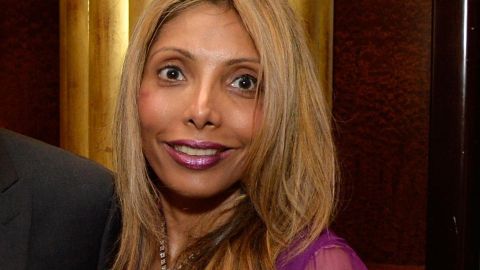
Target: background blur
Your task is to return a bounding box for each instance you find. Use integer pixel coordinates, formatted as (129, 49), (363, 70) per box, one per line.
(0, 0), (477, 269)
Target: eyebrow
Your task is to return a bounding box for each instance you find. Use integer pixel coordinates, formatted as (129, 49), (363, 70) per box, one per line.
(150, 47), (260, 65)
(225, 58), (260, 66)
(150, 47), (195, 60)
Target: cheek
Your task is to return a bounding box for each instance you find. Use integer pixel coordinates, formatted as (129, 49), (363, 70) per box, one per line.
(229, 103), (263, 143)
(137, 87), (170, 132)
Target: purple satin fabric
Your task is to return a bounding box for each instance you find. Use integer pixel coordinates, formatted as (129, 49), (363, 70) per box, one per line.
(276, 230), (367, 270)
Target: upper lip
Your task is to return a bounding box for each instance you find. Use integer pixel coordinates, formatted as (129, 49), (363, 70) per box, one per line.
(166, 140), (230, 150)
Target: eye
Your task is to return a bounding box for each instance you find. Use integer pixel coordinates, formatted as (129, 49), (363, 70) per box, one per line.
(157, 66), (185, 81)
(230, 75), (257, 91)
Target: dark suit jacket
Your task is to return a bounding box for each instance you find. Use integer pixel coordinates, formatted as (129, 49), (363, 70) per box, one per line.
(0, 129), (120, 270)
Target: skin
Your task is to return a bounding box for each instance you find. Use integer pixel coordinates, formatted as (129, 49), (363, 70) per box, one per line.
(138, 3), (262, 266)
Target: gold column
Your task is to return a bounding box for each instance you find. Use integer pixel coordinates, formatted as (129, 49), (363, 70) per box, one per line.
(60, 0), (89, 157)
(129, 0), (153, 35)
(88, 0), (129, 169)
(289, 0), (333, 105)
(60, 0), (130, 169)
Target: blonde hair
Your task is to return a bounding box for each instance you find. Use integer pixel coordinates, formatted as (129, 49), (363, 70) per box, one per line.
(113, 0), (337, 269)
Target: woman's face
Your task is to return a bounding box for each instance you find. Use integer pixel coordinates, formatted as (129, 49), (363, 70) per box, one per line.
(139, 3), (262, 199)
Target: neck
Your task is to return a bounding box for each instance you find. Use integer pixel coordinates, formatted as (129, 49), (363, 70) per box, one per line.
(158, 185), (242, 264)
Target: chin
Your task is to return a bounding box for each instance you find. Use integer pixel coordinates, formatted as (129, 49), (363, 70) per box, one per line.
(158, 180), (241, 210)
(172, 182), (237, 198)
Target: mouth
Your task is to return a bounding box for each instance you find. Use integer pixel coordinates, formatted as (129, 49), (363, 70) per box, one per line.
(164, 140), (232, 170)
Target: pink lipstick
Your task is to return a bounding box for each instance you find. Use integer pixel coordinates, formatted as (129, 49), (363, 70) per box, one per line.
(164, 140), (231, 170)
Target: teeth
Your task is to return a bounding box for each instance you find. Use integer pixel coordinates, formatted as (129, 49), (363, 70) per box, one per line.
(174, 145), (218, 156)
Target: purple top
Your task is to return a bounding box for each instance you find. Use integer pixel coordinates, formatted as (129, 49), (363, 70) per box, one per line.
(276, 230), (367, 270)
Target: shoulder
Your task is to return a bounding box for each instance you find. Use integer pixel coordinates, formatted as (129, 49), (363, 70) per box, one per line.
(0, 128), (113, 201)
(277, 230), (367, 270)
(0, 129), (117, 269)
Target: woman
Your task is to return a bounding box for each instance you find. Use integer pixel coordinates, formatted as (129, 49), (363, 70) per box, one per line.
(113, 0), (367, 269)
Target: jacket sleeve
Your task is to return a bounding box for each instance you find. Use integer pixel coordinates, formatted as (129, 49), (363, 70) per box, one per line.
(97, 196), (122, 270)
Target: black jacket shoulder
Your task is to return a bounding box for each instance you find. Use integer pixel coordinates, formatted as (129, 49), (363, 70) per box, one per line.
(0, 128), (113, 194)
(0, 129), (118, 270)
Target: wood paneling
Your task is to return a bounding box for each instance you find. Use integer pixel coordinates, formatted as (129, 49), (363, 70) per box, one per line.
(0, 1), (59, 145)
(332, 0), (431, 266)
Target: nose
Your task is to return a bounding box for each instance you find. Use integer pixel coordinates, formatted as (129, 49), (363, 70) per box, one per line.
(184, 81), (222, 129)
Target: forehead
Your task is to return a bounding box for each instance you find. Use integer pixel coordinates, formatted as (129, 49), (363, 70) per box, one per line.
(149, 3), (258, 59)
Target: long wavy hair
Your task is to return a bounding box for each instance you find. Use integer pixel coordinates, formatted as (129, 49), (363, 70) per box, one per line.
(113, 0), (337, 269)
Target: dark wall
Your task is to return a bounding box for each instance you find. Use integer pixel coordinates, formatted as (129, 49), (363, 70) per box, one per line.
(0, 1), (59, 145)
(332, 0), (431, 267)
